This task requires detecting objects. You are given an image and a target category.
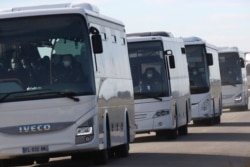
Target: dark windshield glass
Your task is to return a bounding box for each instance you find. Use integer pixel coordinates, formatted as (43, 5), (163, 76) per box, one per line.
(128, 41), (169, 99)
(185, 45), (210, 94)
(219, 52), (242, 85)
(0, 14), (95, 102)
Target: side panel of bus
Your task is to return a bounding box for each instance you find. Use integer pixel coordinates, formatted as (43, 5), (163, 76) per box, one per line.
(245, 53), (250, 89)
(206, 46), (222, 119)
(163, 39), (191, 129)
(239, 52), (249, 109)
(87, 18), (135, 149)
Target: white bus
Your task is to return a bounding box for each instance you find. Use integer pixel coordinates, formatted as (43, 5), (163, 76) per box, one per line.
(183, 37), (222, 125)
(127, 32), (191, 139)
(0, 3), (135, 166)
(218, 47), (248, 111)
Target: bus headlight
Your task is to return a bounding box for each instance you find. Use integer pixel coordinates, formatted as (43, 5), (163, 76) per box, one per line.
(76, 127), (93, 136)
(153, 110), (170, 118)
(201, 99), (210, 111)
(234, 93), (242, 103)
(75, 118), (94, 144)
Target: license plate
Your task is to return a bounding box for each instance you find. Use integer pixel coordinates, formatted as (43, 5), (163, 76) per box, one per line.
(22, 145), (49, 154)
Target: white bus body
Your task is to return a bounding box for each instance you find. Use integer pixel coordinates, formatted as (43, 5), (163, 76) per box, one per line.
(127, 32), (191, 139)
(183, 37), (222, 125)
(245, 53), (250, 89)
(218, 47), (249, 111)
(0, 3), (135, 166)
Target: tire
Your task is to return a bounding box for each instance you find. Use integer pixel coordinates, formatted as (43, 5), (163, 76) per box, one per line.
(93, 117), (110, 165)
(115, 143), (129, 158)
(215, 98), (222, 125)
(178, 104), (189, 135)
(214, 115), (221, 124)
(178, 124), (188, 135)
(166, 109), (178, 139)
(115, 115), (130, 158)
(204, 117), (214, 126)
(241, 104), (248, 111)
(166, 128), (178, 139)
(93, 149), (109, 165)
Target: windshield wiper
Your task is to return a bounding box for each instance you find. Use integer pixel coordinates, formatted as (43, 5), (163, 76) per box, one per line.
(135, 93), (163, 101)
(0, 90), (80, 102)
(0, 91), (26, 102)
(152, 96), (163, 101)
(59, 91), (80, 102)
(26, 91), (80, 102)
(33, 91), (80, 102)
(222, 82), (237, 87)
(0, 89), (47, 102)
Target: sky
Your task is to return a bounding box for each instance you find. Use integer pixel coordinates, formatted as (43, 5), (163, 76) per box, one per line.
(1, 0), (250, 51)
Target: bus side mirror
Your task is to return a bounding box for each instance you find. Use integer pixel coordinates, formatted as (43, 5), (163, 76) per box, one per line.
(240, 57), (245, 68)
(164, 50), (175, 69)
(169, 55), (175, 69)
(90, 26), (103, 54)
(92, 34), (103, 54)
(207, 53), (213, 66)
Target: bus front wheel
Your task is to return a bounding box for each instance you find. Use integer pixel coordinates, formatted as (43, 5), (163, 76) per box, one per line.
(93, 117), (111, 165)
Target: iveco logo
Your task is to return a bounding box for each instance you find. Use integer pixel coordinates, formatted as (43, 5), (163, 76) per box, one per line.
(19, 124), (51, 134)
(0, 122), (73, 135)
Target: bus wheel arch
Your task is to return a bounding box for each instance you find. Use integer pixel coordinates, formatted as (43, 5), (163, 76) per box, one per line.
(214, 97), (222, 124)
(115, 111), (130, 158)
(178, 102), (189, 135)
(206, 99), (215, 125)
(93, 113), (111, 165)
(166, 104), (178, 139)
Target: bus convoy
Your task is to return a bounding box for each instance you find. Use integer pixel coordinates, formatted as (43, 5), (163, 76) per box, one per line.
(0, 2), (248, 167)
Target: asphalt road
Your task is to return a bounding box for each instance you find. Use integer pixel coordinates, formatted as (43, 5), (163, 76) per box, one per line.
(20, 109), (250, 167)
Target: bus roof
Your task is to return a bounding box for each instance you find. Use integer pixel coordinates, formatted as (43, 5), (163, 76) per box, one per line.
(127, 35), (183, 44)
(218, 46), (246, 59)
(0, 3), (124, 27)
(218, 46), (239, 53)
(126, 31), (186, 44)
(182, 36), (217, 50)
(182, 36), (205, 44)
(0, 3), (99, 14)
(127, 31), (174, 38)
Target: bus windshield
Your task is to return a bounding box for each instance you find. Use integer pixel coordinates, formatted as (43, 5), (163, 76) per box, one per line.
(219, 52), (242, 85)
(185, 45), (210, 94)
(0, 14), (95, 102)
(128, 41), (169, 99)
